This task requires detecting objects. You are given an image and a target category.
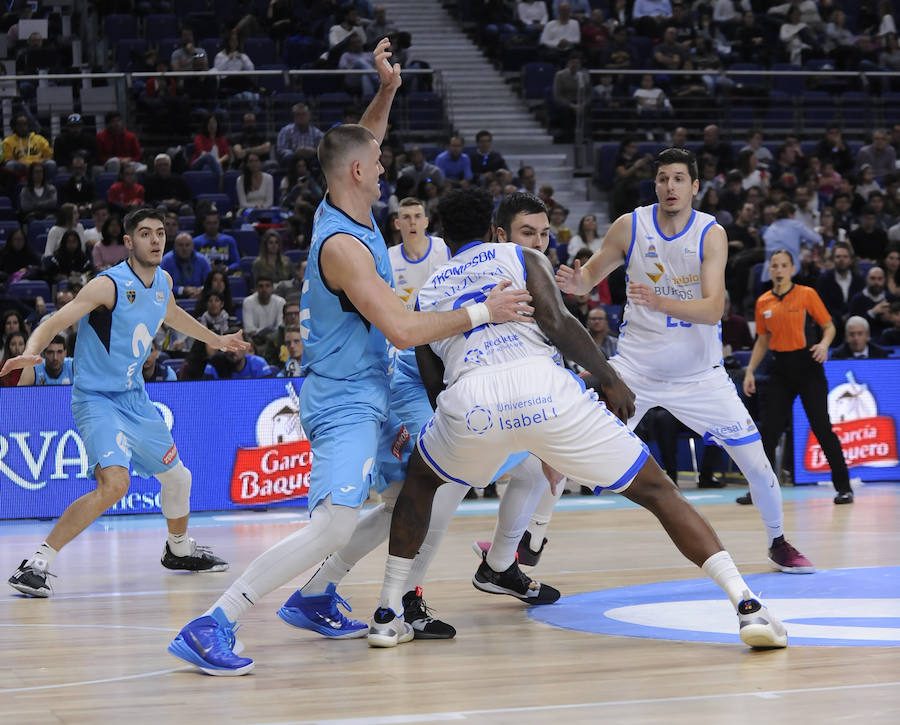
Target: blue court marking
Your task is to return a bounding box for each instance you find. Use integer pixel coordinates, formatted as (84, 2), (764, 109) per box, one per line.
(529, 567), (900, 647)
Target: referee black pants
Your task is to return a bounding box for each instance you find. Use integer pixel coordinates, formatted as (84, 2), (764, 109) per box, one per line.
(761, 350), (851, 493)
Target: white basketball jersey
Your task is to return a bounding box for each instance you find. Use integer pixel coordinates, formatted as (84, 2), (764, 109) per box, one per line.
(389, 235), (449, 310)
(616, 204), (723, 381)
(417, 242), (558, 386)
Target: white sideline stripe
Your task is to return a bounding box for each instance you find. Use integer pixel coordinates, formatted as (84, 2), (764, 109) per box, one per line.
(0, 667), (189, 694)
(254, 680), (900, 724)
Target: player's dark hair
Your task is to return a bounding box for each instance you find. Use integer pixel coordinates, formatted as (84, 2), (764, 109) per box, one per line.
(317, 123), (376, 178)
(656, 148), (698, 181)
(495, 192), (548, 234)
(770, 248), (794, 264)
(124, 208), (165, 236)
(49, 334), (67, 348)
(437, 187), (494, 248)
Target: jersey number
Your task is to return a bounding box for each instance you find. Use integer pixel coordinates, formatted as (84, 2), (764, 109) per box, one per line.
(666, 316), (692, 328)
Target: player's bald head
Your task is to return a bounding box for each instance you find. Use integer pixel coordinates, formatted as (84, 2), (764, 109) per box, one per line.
(317, 123), (377, 180)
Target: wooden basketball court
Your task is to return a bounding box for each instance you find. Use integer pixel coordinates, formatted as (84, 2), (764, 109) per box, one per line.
(2, 484), (898, 725)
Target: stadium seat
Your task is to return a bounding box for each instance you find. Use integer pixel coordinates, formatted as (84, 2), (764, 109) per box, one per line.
(603, 304), (623, 331)
(772, 63), (804, 96)
(229, 275), (248, 298)
(232, 229), (261, 256)
(257, 64), (288, 94)
(318, 92), (352, 127)
(182, 171), (218, 197)
(223, 169), (242, 211)
(840, 92), (870, 131)
(239, 255), (256, 279)
(284, 250), (307, 265)
(145, 14), (178, 41)
(283, 35), (324, 68)
(800, 91), (836, 133)
(407, 91), (443, 132)
(7, 279), (50, 302)
(764, 90), (795, 132)
(105, 14), (138, 43)
(243, 37), (276, 66)
(521, 62), (555, 101)
(176, 298), (197, 313)
(95, 172), (119, 199)
(197, 193), (233, 214)
(173, 0), (207, 17)
(116, 39), (148, 72)
(0, 220), (21, 241)
(178, 216), (195, 231)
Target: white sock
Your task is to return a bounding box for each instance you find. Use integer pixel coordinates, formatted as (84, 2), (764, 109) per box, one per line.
(405, 482), (467, 590)
(167, 532), (191, 557)
(207, 576), (259, 621)
(727, 441), (784, 545)
(525, 474), (564, 551)
(30, 542), (58, 568)
(487, 456), (547, 571)
(300, 553), (353, 596)
(701, 550), (751, 609)
(379, 554), (413, 615)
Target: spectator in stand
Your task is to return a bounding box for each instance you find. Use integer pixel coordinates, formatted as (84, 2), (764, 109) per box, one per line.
(193, 210), (240, 272)
(517, 165), (538, 195)
(824, 9), (862, 70)
(58, 154), (95, 218)
(793, 184), (819, 231)
(142, 338), (178, 382)
(1, 309), (29, 348)
(737, 148), (769, 195)
(857, 129), (897, 181)
(399, 147), (445, 188)
(552, 0), (590, 19)
(585, 306), (617, 358)
(196, 291), (230, 336)
(632, 0), (673, 38)
(434, 136), (473, 184)
(19, 162), (57, 223)
(816, 206), (848, 247)
(849, 265), (896, 339)
(883, 243), (900, 296)
(29, 335), (75, 386)
(274, 261), (305, 302)
(653, 26), (687, 69)
(261, 296), (301, 366)
(632, 74), (673, 137)
(196, 269), (236, 317)
(279, 153), (323, 208)
(339, 32), (379, 96)
(580, 7), (610, 65)
(190, 113), (230, 188)
(733, 9), (768, 65)
(366, 5), (397, 47)
(540, 1), (581, 62)
(697, 124), (733, 176)
(241, 276), (285, 337)
(601, 25), (636, 69)
(868, 191), (893, 230)
(276, 103), (324, 166)
(882, 300), (900, 345)
(107, 162), (145, 213)
(815, 124), (854, 176)
(144, 153), (194, 217)
(518, 0), (549, 41)
(830, 315), (890, 359)
(214, 31), (259, 101)
(762, 201), (824, 282)
(832, 192), (855, 236)
(850, 206), (889, 261)
(740, 128), (774, 171)
(236, 152), (275, 214)
(252, 230), (294, 286)
(276, 325), (303, 377)
(716, 170), (746, 219)
(721, 290), (754, 353)
(53, 114), (98, 171)
(553, 51), (591, 141)
(563, 213), (600, 265)
(96, 112), (144, 174)
(44, 203), (85, 258)
(82, 201), (110, 249)
(777, 5), (823, 64)
(230, 112), (274, 168)
(0, 330), (27, 387)
(162, 232), (212, 299)
(610, 137), (654, 221)
(163, 211), (180, 253)
(0, 227), (39, 283)
(471, 129), (507, 180)
(171, 28), (199, 71)
(204, 328), (269, 379)
(91, 215), (129, 272)
(329, 7), (366, 47)
(2, 114), (55, 179)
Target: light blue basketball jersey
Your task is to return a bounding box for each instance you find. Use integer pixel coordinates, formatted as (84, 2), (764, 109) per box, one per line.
(299, 195), (393, 419)
(74, 260), (170, 393)
(34, 357), (74, 385)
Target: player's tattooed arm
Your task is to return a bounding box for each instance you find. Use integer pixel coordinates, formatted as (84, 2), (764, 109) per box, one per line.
(414, 342), (445, 410)
(523, 248), (635, 421)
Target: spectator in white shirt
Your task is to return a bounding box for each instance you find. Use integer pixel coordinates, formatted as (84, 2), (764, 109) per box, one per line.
(241, 276), (285, 336)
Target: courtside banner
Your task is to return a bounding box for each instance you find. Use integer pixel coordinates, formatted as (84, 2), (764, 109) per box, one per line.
(793, 360), (900, 483)
(0, 379), (310, 520)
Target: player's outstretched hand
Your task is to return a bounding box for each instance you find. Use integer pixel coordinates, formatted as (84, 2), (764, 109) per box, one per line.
(600, 376), (636, 423)
(555, 260), (582, 295)
(216, 331), (252, 353)
(373, 37), (402, 92)
(0, 354), (42, 378)
(627, 281), (664, 311)
(485, 279), (534, 323)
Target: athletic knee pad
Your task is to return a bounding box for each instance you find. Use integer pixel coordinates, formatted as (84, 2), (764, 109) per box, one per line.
(157, 462), (192, 519)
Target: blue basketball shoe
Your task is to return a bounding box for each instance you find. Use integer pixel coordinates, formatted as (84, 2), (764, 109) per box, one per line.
(277, 582), (367, 639)
(168, 607), (255, 676)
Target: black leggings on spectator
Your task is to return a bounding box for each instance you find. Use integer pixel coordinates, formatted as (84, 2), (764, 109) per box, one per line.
(762, 350), (851, 493)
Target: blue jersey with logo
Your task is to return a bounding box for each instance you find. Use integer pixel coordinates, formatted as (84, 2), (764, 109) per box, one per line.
(299, 196), (393, 418)
(74, 260), (170, 393)
(34, 357), (74, 385)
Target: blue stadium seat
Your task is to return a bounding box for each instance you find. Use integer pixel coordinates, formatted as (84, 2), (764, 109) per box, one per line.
(232, 229), (261, 256)
(157, 37), (180, 63)
(178, 216), (195, 231)
(603, 304), (623, 332)
(285, 249), (308, 265)
(772, 63), (804, 96)
(182, 171), (218, 197)
(764, 90), (795, 131)
(521, 62), (555, 101)
(27, 219), (53, 245)
(145, 14), (178, 41)
(318, 92), (352, 127)
(229, 275), (248, 298)
(200, 38), (221, 61)
(7, 279), (50, 302)
(223, 169), (242, 210)
(0, 220), (21, 242)
(283, 35), (324, 68)
(197, 193), (233, 213)
(95, 172), (119, 199)
(173, 0), (207, 17)
(595, 143), (620, 188)
(243, 37), (276, 66)
(116, 39), (148, 71)
(106, 14), (138, 43)
(176, 298), (197, 313)
(841, 92), (870, 130)
(239, 255), (256, 279)
(800, 91), (836, 132)
(257, 64), (288, 93)
(407, 91), (443, 132)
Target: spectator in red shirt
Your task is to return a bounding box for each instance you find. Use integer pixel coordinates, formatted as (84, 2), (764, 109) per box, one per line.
(191, 113), (231, 190)
(107, 162), (146, 213)
(96, 111), (145, 174)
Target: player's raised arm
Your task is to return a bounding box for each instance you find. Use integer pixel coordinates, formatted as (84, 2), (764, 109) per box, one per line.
(627, 224), (727, 326)
(161, 271), (250, 352)
(555, 212), (631, 295)
(0, 276), (114, 378)
(320, 234), (533, 351)
(358, 37), (402, 145)
(522, 247), (635, 422)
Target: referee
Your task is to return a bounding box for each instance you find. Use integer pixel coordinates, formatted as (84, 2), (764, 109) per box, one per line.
(741, 249), (854, 505)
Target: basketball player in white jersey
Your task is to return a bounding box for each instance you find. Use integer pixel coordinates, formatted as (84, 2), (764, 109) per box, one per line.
(556, 148), (812, 573)
(389, 196), (449, 306)
(368, 186), (787, 650)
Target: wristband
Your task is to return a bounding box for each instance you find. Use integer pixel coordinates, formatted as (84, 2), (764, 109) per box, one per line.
(466, 302), (491, 328)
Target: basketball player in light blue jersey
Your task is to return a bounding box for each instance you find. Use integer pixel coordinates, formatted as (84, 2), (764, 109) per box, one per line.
(556, 148), (813, 575)
(169, 39), (533, 676)
(370, 187), (788, 651)
(4, 209), (250, 599)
